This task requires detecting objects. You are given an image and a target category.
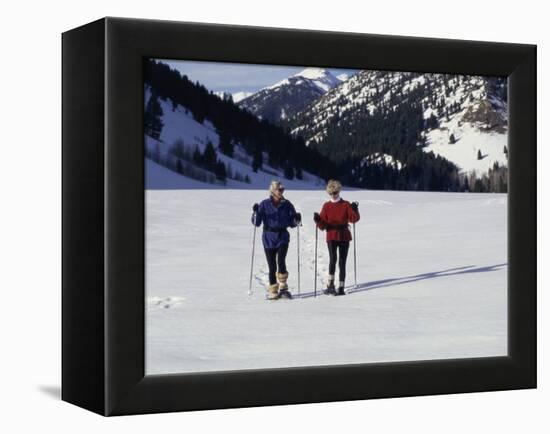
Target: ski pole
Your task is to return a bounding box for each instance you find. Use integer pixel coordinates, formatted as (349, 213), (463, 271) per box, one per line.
(353, 222), (357, 288)
(314, 226), (318, 297)
(248, 214), (257, 296)
(297, 222), (301, 295)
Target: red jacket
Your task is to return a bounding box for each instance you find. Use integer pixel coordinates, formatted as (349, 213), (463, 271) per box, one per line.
(317, 198), (360, 241)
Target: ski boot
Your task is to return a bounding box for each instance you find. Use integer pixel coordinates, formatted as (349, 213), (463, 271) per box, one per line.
(267, 283), (279, 300)
(335, 282), (346, 296)
(323, 276), (337, 295)
(278, 289), (293, 299)
(277, 272), (292, 299)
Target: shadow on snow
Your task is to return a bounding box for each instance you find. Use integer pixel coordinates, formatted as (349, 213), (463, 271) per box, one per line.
(293, 263), (508, 299)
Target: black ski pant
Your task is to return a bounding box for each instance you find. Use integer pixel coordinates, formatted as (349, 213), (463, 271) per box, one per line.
(264, 244), (289, 285)
(327, 240), (350, 283)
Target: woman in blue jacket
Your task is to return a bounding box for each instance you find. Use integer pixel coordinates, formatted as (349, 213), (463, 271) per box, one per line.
(252, 180), (301, 299)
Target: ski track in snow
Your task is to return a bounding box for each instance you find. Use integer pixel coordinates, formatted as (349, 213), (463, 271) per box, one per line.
(146, 187), (507, 375)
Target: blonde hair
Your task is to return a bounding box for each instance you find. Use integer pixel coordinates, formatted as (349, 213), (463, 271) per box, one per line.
(269, 180), (284, 195)
(326, 179), (342, 195)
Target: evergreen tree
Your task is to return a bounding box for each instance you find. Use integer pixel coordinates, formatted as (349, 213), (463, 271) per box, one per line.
(170, 138), (185, 159)
(218, 130), (234, 157)
(222, 92), (234, 103)
(498, 174), (506, 192)
(252, 146), (263, 172)
(153, 143), (161, 163)
(426, 113), (438, 130)
(477, 149), (482, 160)
(474, 178), (483, 192)
(192, 145), (202, 165)
(144, 92), (164, 139)
(283, 162), (295, 180)
(449, 133), (456, 144)
(203, 141), (217, 171)
(214, 161), (227, 181)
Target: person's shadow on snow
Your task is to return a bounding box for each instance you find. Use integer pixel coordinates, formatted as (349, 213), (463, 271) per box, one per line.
(294, 263), (507, 299)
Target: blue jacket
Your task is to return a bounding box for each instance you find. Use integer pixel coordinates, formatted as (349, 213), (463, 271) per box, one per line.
(252, 197), (298, 249)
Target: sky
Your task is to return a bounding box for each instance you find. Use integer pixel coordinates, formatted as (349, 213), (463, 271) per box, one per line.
(159, 58), (360, 94)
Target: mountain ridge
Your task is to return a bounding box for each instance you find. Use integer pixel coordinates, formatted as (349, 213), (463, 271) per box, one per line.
(284, 70), (508, 176)
(238, 68), (344, 123)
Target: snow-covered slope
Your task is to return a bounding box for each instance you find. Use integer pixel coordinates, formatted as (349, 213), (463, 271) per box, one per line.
(145, 87), (324, 189)
(360, 153), (404, 170)
(336, 72), (352, 82)
(287, 71), (507, 175)
(267, 67), (342, 93)
(424, 113), (507, 174)
(146, 188), (507, 374)
(146, 158), (222, 189)
(424, 77), (507, 174)
(232, 91), (254, 103)
(238, 68), (344, 124)
(214, 90), (253, 103)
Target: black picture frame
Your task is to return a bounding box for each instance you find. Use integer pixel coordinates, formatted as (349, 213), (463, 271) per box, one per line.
(62, 17), (536, 416)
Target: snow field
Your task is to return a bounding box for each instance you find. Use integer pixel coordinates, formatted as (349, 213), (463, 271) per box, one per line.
(146, 186), (507, 375)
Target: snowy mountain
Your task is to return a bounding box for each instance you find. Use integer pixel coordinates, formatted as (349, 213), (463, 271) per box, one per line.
(232, 91), (254, 103)
(336, 72), (352, 82)
(214, 90), (253, 103)
(144, 59), (507, 192)
(238, 68), (344, 124)
(286, 70), (508, 176)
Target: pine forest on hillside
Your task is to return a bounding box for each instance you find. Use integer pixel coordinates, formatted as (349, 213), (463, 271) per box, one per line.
(144, 59), (508, 192)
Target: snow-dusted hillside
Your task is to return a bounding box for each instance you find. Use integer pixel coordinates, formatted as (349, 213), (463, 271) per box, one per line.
(145, 87), (324, 189)
(146, 158), (223, 189)
(336, 72), (352, 82)
(266, 67), (342, 93)
(238, 68), (344, 123)
(214, 90), (253, 103)
(146, 188), (507, 374)
(359, 153), (404, 170)
(426, 77), (507, 174)
(145, 59), (507, 193)
(287, 71), (507, 175)
(424, 116), (507, 174)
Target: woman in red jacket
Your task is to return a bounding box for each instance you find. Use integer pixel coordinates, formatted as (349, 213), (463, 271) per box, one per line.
(313, 180), (360, 296)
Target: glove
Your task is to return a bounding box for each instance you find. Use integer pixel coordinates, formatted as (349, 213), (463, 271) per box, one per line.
(294, 212), (302, 224)
(351, 201), (359, 212)
(252, 203), (259, 212)
(313, 212), (321, 224)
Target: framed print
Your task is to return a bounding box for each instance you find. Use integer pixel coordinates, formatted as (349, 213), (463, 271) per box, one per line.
(62, 17), (536, 415)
